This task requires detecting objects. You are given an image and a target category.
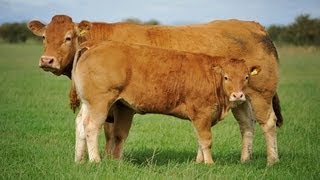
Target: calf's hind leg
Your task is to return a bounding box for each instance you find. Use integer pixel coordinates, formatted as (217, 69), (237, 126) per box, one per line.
(75, 106), (87, 162)
(84, 95), (117, 163)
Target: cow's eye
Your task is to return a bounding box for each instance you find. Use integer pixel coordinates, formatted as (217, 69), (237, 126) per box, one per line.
(224, 76), (228, 81)
(245, 75), (249, 80)
(42, 36), (45, 40)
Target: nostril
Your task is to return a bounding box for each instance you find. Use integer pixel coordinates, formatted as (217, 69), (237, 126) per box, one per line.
(48, 59), (54, 64)
(240, 94), (243, 98)
(233, 94), (237, 98)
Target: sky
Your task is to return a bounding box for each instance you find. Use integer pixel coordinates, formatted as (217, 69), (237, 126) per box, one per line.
(1, 0), (319, 26)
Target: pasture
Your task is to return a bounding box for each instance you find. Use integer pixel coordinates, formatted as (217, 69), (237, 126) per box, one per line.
(0, 43), (319, 179)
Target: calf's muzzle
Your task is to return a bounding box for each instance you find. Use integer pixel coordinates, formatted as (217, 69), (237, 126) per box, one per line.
(229, 91), (246, 102)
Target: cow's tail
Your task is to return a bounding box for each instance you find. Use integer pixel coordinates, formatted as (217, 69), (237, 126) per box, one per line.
(273, 92), (283, 127)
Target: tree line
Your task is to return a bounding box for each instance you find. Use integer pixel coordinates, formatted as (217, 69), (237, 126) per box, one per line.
(268, 14), (320, 46)
(0, 14), (319, 46)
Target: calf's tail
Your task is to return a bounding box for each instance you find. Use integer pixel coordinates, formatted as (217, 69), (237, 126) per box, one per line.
(273, 92), (283, 127)
(69, 45), (89, 113)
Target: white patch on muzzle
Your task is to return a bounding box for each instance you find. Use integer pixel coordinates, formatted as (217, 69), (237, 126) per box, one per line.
(229, 91), (246, 102)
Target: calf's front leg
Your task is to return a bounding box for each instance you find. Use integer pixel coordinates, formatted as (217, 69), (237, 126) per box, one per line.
(192, 116), (214, 164)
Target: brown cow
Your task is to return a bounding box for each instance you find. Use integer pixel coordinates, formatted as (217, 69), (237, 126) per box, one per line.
(28, 15), (282, 165)
(73, 41), (261, 163)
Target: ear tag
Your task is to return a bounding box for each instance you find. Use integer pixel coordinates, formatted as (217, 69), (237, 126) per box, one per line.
(79, 30), (87, 36)
(251, 69), (258, 76)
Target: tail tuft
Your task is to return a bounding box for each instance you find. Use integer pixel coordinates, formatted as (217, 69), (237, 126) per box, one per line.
(273, 93), (283, 127)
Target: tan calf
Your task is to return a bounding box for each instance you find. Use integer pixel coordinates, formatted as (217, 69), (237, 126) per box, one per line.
(73, 41), (260, 163)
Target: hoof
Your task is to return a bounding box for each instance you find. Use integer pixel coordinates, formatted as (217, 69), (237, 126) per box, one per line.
(267, 158), (279, 166)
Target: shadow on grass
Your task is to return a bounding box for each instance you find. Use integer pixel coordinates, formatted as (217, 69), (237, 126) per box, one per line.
(122, 148), (256, 167)
(124, 148), (195, 166)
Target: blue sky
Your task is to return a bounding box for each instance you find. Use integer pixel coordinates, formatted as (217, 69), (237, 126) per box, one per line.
(1, 0), (319, 26)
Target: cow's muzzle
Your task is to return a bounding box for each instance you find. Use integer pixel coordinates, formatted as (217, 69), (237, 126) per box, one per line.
(39, 56), (60, 72)
(229, 91), (246, 102)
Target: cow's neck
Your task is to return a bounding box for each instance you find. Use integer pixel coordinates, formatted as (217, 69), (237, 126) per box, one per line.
(62, 60), (73, 79)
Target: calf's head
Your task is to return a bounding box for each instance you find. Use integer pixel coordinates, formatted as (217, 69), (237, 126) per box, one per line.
(213, 59), (260, 102)
(28, 15), (89, 76)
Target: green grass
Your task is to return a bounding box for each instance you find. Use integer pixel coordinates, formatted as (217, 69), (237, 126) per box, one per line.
(0, 43), (319, 179)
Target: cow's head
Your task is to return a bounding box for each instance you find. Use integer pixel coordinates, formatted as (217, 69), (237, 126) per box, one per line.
(28, 15), (88, 76)
(213, 59), (260, 103)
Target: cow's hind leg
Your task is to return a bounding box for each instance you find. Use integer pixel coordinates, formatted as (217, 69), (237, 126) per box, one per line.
(232, 101), (255, 163)
(250, 94), (279, 166)
(192, 116), (213, 164)
(75, 106), (87, 162)
(112, 103), (134, 159)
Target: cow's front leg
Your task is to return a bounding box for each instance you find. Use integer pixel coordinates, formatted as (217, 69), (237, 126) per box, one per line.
(192, 116), (213, 164)
(104, 121), (114, 157)
(75, 106), (87, 162)
(231, 101), (255, 163)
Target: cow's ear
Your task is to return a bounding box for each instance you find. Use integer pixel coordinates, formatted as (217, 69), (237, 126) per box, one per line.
(28, 20), (46, 36)
(250, 65), (261, 76)
(77, 20), (92, 36)
(212, 65), (223, 74)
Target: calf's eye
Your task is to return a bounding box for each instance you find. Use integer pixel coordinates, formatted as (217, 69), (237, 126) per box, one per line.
(65, 37), (72, 41)
(42, 36), (45, 40)
(245, 75), (249, 80)
(224, 76), (228, 80)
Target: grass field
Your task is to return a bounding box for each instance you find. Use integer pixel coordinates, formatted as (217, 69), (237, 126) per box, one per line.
(0, 43), (319, 179)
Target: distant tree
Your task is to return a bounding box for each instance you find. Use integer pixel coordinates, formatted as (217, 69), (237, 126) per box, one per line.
(268, 25), (284, 42)
(122, 18), (160, 25)
(268, 14), (320, 46)
(122, 18), (143, 24)
(144, 19), (160, 25)
(0, 22), (36, 43)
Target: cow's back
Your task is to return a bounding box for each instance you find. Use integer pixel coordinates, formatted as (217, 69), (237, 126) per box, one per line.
(83, 20), (278, 96)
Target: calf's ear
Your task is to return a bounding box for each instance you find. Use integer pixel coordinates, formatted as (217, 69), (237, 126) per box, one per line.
(250, 65), (261, 76)
(76, 20), (92, 36)
(27, 20), (46, 36)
